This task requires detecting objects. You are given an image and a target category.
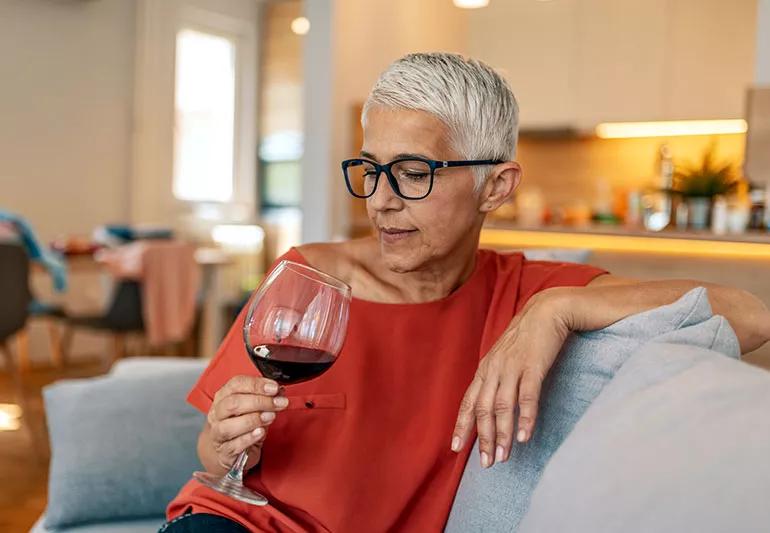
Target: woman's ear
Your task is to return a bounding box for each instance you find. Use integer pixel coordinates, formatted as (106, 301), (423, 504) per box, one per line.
(479, 162), (522, 213)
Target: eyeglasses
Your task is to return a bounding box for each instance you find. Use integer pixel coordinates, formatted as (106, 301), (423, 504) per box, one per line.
(341, 157), (504, 200)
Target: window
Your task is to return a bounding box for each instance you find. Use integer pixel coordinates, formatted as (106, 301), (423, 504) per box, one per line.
(259, 131), (303, 209)
(173, 29), (237, 202)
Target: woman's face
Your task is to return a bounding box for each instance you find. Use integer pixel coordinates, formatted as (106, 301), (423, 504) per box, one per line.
(361, 106), (496, 273)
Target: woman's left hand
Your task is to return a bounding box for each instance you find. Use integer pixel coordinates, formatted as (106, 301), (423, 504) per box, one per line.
(451, 288), (571, 468)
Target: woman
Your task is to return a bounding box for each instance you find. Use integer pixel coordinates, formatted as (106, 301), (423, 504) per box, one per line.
(164, 53), (770, 533)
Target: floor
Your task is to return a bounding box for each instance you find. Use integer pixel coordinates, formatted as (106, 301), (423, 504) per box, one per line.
(0, 359), (104, 533)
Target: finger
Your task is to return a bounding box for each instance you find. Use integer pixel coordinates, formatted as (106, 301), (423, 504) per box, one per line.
(516, 368), (544, 443)
(475, 367), (501, 469)
(214, 393), (288, 420)
(215, 375), (280, 401)
(452, 373), (484, 453)
(218, 426), (267, 464)
(493, 368), (519, 463)
(214, 411), (275, 442)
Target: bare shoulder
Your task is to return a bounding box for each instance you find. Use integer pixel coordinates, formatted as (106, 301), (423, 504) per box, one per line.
(294, 238), (377, 285)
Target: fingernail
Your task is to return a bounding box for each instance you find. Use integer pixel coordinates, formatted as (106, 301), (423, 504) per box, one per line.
(481, 452), (490, 468)
(495, 445), (505, 463)
(260, 411), (276, 423)
(517, 429), (527, 443)
(264, 382), (279, 394)
(252, 427), (265, 439)
(273, 396), (289, 408)
(451, 436), (461, 452)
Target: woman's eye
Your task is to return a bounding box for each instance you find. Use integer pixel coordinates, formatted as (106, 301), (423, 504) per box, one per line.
(402, 171), (428, 180)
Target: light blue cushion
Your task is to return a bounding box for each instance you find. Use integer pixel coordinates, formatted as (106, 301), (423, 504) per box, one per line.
(520, 336), (770, 533)
(445, 287), (739, 532)
(43, 359), (206, 529)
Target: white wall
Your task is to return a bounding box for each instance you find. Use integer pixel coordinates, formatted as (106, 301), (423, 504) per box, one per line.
(0, 0), (136, 243)
(300, 0), (469, 242)
(758, 0), (770, 84)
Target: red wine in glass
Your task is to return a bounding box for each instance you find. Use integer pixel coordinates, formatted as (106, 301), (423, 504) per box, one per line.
(192, 260), (351, 506)
(250, 344), (335, 384)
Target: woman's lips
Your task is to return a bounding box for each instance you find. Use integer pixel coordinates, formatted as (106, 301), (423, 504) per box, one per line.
(379, 228), (417, 244)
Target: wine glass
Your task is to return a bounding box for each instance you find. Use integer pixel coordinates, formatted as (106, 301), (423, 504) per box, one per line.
(193, 260), (351, 505)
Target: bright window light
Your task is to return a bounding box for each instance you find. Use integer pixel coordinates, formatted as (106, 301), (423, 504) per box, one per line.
(595, 119), (748, 139)
(0, 403), (21, 432)
(453, 0), (490, 8)
(174, 29), (237, 202)
(212, 224), (265, 251)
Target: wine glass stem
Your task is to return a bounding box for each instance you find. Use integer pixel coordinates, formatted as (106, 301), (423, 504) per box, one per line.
(226, 450), (248, 483)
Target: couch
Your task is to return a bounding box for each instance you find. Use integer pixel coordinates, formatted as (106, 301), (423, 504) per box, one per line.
(32, 288), (770, 533)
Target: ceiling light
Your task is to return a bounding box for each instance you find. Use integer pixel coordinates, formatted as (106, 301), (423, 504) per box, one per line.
(453, 0), (490, 8)
(291, 17), (310, 35)
(595, 119), (748, 139)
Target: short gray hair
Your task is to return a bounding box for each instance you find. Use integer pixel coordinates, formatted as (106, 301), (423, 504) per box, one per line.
(362, 52), (519, 189)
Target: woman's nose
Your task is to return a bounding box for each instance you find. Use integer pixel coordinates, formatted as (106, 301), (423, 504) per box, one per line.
(367, 172), (403, 211)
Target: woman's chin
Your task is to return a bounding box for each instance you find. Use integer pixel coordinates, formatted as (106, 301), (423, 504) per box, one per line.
(379, 244), (421, 273)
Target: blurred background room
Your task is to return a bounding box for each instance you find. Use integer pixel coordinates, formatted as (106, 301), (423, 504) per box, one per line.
(0, 0), (769, 530)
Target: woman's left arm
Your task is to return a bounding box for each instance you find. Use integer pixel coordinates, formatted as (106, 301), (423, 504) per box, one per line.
(451, 275), (770, 469)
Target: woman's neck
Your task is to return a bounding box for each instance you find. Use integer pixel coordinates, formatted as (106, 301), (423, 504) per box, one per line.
(361, 237), (480, 304)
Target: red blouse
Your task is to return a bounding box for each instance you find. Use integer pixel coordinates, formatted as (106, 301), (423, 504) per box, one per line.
(167, 248), (606, 532)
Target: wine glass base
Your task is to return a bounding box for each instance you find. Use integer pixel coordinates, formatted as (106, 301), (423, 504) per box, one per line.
(193, 471), (269, 506)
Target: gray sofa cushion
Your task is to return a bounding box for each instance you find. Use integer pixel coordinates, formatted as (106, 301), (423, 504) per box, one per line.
(43, 359), (206, 529)
(519, 335), (770, 533)
(521, 248), (591, 264)
(109, 357), (209, 378)
(445, 287), (739, 532)
(31, 515), (165, 533)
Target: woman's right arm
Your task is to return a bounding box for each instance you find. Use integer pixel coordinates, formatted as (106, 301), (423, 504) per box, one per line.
(197, 375), (289, 476)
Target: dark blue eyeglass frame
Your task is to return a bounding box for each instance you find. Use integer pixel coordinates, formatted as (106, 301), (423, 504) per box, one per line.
(341, 157), (504, 200)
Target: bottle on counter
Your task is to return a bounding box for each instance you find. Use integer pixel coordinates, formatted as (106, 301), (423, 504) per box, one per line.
(711, 195), (728, 235)
(642, 144), (674, 232)
(626, 189), (643, 228)
(749, 185), (767, 230)
(765, 187), (770, 231)
(675, 200), (689, 231)
(726, 180), (751, 234)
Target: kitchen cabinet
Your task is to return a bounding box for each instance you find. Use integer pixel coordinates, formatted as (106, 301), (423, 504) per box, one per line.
(468, 0), (756, 128)
(468, 0), (579, 128)
(572, 0), (669, 127)
(664, 0), (756, 120)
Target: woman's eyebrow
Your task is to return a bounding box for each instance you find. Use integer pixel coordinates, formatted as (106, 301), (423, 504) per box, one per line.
(360, 150), (437, 161)
(393, 152), (433, 160)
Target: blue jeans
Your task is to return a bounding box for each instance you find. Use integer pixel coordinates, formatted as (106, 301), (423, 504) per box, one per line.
(159, 507), (249, 532)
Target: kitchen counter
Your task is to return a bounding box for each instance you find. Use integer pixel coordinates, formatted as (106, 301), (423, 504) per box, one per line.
(481, 221), (770, 259)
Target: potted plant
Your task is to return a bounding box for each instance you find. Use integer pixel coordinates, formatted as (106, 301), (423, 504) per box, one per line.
(673, 146), (739, 230)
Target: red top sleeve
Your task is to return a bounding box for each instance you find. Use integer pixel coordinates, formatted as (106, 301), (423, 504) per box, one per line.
(514, 259), (609, 313)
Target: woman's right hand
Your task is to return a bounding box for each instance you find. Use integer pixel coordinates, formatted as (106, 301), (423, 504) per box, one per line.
(206, 375), (289, 472)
